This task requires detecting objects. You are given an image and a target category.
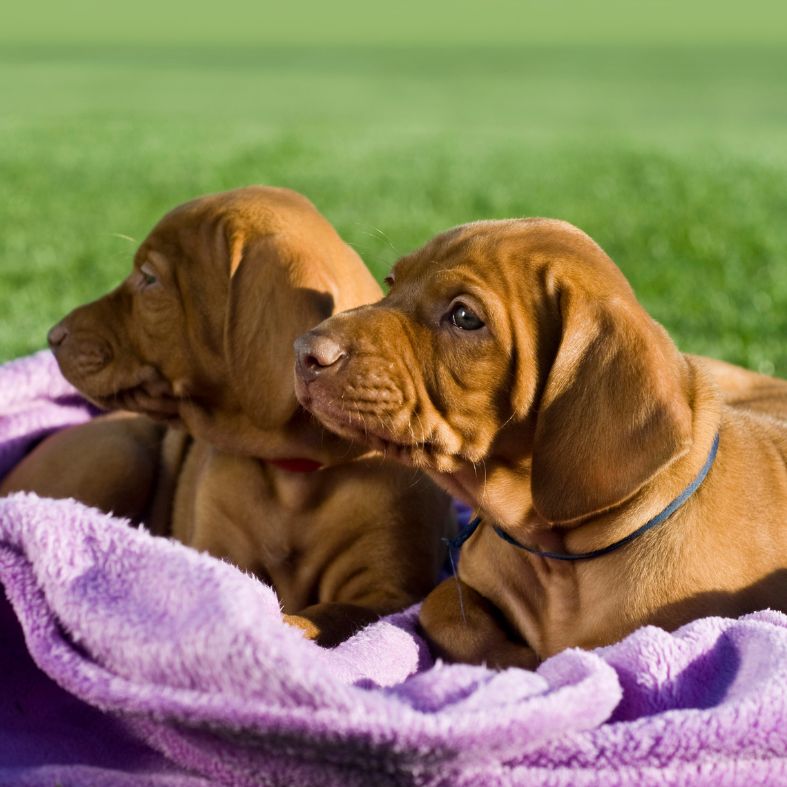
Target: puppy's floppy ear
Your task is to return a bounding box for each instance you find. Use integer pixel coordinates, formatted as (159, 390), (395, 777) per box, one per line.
(224, 231), (335, 428)
(530, 287), (693, 524)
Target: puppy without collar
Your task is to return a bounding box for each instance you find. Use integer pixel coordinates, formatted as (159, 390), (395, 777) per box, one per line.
(2, 187), (453, 646)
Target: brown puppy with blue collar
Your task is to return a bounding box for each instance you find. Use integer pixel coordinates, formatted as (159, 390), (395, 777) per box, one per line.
(293, 218), (787, 667)
(1, 187), (453, 646)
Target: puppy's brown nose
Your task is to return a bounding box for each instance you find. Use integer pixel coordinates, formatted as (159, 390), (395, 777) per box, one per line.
(47, 323), (69, 349)
(294, 334), (348, 383)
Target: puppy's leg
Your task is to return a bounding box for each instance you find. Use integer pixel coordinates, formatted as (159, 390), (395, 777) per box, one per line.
(419, 578), (539, 670)
(283, 604), (383, 648)
(0, 412), (166, 523)
(145, 428), (192, 536)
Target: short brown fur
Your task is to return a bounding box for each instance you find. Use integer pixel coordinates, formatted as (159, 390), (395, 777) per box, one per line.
(1, 186), (453, 646)
(294, 218), (787, 666)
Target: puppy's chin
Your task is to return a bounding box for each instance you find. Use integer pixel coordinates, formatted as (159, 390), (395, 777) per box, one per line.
(61, 364), (183, 423)
(295, 382), (463, 473)
(83, 388), (181, 424)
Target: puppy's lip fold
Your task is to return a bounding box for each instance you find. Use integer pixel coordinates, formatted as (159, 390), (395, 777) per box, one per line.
(297, 384), (452, 468)
(79, 365), (182, 419)
(293, 328), (462, 469)
(92, 384), (181, 420)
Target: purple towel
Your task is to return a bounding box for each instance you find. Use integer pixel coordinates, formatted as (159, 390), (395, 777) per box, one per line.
(1, 351), (786, 786)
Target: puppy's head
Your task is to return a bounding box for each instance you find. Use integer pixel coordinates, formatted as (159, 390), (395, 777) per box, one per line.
(295, 219), (693, 523)
(50, 186), (381, 433)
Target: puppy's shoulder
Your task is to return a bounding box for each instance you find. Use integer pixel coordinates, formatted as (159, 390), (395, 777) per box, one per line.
(691, 354), (787, 423)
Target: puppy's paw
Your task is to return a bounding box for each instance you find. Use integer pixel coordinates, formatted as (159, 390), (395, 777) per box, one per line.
(282, 613), (321, 640)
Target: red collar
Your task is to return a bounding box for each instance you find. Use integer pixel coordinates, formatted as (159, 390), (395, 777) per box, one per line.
(266, 457), (324, 473)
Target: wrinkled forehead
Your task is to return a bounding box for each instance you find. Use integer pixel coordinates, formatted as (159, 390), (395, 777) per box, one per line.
(133, 198), (239, 271)
(389, 221), (532, 293)
(388, 217), (616, 296)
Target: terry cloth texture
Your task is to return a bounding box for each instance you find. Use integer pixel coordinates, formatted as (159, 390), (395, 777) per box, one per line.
(1, 351), (786, 786)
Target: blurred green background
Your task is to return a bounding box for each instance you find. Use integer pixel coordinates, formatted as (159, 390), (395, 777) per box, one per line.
(1, 1), (785, 373)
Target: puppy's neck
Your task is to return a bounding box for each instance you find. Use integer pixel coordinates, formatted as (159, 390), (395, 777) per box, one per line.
(430, 453), (538, 532)
(437, 356), (722, 548)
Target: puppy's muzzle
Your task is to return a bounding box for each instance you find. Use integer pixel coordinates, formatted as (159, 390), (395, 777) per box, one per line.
(294, 333), (348, 384)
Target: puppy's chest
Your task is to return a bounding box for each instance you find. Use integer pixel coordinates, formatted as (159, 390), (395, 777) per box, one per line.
(171, 445), (326, 600)
(459, 522), (636, 657)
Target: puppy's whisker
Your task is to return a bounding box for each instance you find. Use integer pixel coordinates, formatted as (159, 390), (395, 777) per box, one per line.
(382, 414), (395, 457)
(413, 410), (427, 447)
(405, 467), (422, 489)
(354, 224), (400, 256)
(498, 410), (517, 431)
(446, 549), (468, 628)
(110, 233), (137, 244)
(481, 459), (489, 504)
(407, 415), (415, 446)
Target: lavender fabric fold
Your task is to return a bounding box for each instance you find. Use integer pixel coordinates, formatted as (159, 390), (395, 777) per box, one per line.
(1, 351), (786, 786)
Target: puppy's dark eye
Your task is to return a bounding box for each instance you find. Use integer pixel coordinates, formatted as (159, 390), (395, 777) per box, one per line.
(449, 302), (484, 331)
(139, 266), (158, 288)
(383, 274), (395, 289)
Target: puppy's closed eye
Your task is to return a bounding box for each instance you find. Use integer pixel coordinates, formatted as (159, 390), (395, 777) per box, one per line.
(138, 263), (160, 290)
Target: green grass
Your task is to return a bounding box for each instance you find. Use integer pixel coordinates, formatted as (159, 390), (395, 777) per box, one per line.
(1, 44), (786, 375)
(3, 0), (787, 46)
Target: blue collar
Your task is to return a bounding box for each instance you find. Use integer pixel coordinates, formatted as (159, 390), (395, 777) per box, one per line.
(448, 432), (720, 562)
